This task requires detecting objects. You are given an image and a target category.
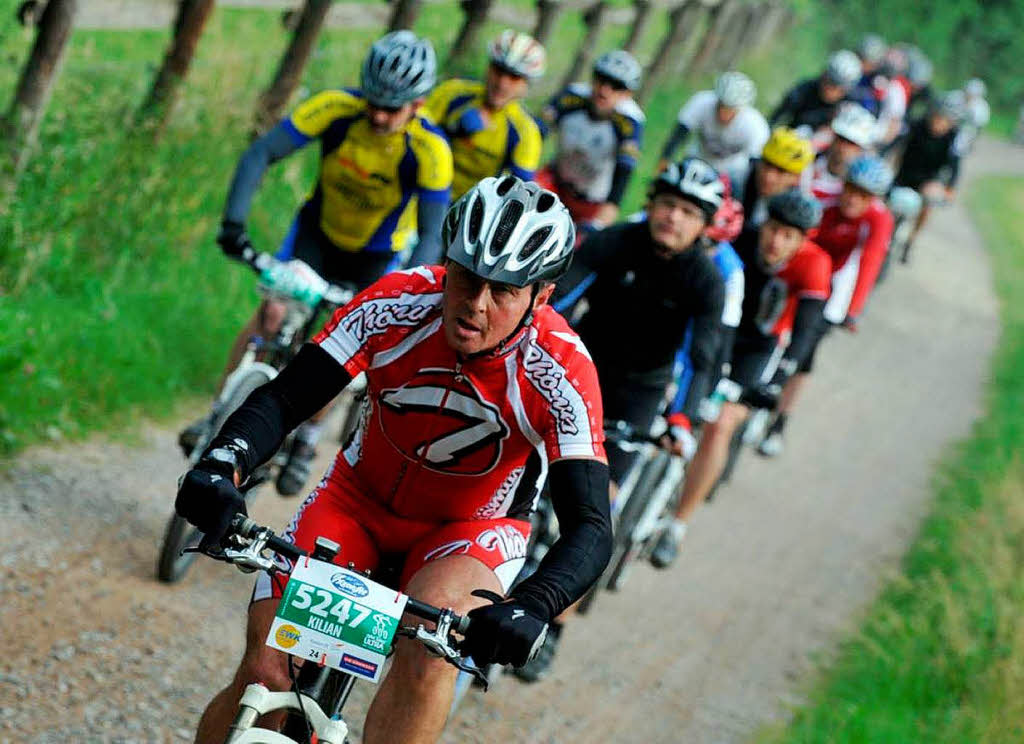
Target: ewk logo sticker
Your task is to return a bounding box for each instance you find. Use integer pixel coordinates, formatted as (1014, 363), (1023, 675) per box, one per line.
(378, 369), (510, 475)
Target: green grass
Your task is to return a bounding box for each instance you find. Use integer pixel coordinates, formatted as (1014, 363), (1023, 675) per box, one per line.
(0, 5), (824, 454)
(758, 175), (1024, 743)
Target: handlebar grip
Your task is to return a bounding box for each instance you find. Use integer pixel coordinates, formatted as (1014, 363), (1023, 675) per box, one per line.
(266, 534), (304, 562)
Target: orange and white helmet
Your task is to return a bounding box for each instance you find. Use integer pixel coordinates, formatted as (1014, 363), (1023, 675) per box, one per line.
(489, 30), (546, 80)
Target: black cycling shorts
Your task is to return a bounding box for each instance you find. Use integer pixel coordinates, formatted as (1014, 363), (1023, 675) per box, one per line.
(727, 334), (779, 389)
(600, 373), (668, 485)
(277, 216), (401, 291)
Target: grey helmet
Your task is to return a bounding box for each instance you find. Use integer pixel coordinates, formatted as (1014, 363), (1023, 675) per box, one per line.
(858, 34), (887, 64)
(846, 154), (894, 196)
(932, 90), (966, 123)
(906, 53), (933, 86)
(651, 157), (724, 221)
(830, 102), (877, 148)
(965, 78), (986, 98)
(360, 31), (437, 108)
(443, 176), (575, 287)
(824, 49), (862, 88)
(767, 188), (822, 231)
(593, 49), (642, 91)
(714, 71), (757, 108)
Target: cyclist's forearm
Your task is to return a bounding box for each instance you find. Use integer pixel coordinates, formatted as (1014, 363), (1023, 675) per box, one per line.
(781, 298), (825, 370)
(407, 197), (448, 267)
(223, 123), (303, 225)
(205, 344), (351, 478)
(606, 161), (634, 206)
(680, 316), (723, 418)
(510, 458), (612, 621)
(660, 122), (690, 161)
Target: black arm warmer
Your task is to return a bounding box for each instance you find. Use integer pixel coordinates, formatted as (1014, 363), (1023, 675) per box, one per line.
(660, 122), (690, 160)
(205, 344), (352, 479)
(510, 459), (612, 622)
(407, 197), (448, 267)
(780, 298), (826, 371)
(715, 324), (737, 380)
(223, 123), (304, 225)
(606, 160), (634, 207)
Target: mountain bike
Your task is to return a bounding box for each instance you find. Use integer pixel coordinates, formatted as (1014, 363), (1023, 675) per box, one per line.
(193, 515), (485, 743)
(156, 249), (355, 583)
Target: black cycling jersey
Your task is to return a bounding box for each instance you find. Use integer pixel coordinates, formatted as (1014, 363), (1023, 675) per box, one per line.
(552, 221), (725, 419)
(895, 117), (961, 189)
(770, 78), (849, 132)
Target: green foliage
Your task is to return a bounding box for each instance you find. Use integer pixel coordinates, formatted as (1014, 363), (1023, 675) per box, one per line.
(819, 0), (1024, 120)
(760, 176), (1024, 743)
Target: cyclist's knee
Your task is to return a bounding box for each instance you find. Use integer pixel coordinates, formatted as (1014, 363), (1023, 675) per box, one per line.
(232, 601), (292, 692)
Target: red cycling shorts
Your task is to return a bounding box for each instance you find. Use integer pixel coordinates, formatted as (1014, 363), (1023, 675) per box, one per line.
(252, 460), (532, 603)
(535, 167), (605, 225)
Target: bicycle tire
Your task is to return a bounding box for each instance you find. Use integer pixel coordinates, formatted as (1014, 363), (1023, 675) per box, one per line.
(605, 452), (671, 592)
(155, 367), (274, 583)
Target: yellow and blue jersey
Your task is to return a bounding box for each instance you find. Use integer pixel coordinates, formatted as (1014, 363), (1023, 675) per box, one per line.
(283, 88), (453, 253)
(424, 79), (542, 199)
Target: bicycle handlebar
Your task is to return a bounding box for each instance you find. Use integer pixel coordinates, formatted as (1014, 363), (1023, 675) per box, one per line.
(236, 248), (356, 308)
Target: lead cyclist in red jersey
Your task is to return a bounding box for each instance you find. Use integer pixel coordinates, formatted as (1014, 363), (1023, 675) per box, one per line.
(175, 177), (612, 744)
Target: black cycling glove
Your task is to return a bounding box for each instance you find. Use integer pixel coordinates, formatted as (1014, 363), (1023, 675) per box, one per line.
(217, 220), (253, 259)
(740, 383), (781, 411)
(460, 589), (549, 668)
(175, 459), (247, 546)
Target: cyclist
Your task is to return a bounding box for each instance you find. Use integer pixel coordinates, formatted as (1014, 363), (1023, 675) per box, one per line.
(758, 156), (894, 457)
(175, 177), (613, 744)
(516, 158), (726, 680)
(650, 190), (830, 566)
(957, 78), (990, 154)
(178, 31), (454, 496)
(850, 34), (888, 115)
(892, 91), (964, 261)
(537, 49), (645, 231)
(737, 126), (815, 228)
(425, 30), (545, 199)
(810, 102), (877, 201)
(658, 71), (769, 189)
(770, 50), (862, 143)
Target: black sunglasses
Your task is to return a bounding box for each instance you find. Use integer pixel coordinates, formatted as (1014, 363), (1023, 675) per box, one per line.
(593, 73), (628, 92)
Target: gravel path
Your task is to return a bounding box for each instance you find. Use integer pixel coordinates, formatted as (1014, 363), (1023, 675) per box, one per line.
(0, 137), (1019, 743)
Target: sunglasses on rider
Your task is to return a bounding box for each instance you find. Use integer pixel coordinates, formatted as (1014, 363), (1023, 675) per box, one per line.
(593, 73), (628, 92)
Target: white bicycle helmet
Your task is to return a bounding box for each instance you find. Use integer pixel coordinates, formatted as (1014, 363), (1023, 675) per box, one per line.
(824, 49), (862, 88)
(857, 34), (886, 65)
(593, 50), (642, 91)
(443, 176), (575, 287)
(888, 186), (923, 218)
(651, 157), (724, 222)
(831, 102), (876, 149)
(360, 31), (437, 107)
(907, 54), (933, 86)
(965, 78), (986, 98)
(489, 29), (546, 80)
(714, 71), (757, 108)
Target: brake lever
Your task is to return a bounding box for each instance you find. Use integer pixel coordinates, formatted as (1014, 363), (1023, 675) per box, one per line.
(399, 609), (490, 691)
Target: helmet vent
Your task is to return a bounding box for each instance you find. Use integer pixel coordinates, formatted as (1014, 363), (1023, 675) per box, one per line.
(537, 192), (555, 212)
(490, 201), (524, 255)
(519, 226), (552, 261)
(468, 197), (485, 243)
(496, 177), (516, 196)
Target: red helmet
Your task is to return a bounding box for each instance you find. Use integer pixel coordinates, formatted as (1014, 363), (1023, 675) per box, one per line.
(705, 176), (744, 243)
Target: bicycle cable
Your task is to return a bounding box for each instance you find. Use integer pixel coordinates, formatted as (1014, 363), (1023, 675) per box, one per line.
(287, 655), (315, 744)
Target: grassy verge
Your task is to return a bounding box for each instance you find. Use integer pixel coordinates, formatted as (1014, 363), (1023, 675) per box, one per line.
(0, 6), (825, 454)
(759, 175), (1024, 743)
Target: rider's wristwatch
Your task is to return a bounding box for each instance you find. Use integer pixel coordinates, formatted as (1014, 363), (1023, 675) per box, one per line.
(204, 446), (243, 483)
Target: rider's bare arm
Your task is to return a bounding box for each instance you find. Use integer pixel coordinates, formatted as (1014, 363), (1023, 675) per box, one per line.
(204, 344), (352, 480)
(509, 457), (612, 621)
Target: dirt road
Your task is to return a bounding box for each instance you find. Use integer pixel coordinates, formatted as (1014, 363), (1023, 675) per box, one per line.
(1, 137), (1019, 743)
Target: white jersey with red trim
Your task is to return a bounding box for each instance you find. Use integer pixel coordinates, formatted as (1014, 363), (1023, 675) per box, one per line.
(810, 153), (845, 202)
(312, 265), (606, 523)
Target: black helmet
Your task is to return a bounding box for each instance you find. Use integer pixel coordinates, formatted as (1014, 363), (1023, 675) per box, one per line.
(650, 157), (724, 222)
(766, 188), (822, 231)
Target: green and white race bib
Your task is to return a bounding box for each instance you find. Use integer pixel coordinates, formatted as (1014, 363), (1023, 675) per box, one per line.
(266, 557), (408, 683)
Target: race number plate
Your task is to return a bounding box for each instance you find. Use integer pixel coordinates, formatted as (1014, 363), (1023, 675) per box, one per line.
(266, 558), (408, 683)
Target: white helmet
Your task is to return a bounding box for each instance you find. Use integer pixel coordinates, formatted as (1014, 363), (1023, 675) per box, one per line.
(443, 176), (575, 287)
(824, 49), (862, 88)
(714, 71), (756, 108)
(489, 29), (546, 80)
(858, 34), (887, 64)
(965, 78), (986, 98)
(593, 49), (642, 91)
(831, 102), (876, 149)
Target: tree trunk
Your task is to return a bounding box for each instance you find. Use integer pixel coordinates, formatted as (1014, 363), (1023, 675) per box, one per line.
(252, 0), (332, 136)
(686, 0), (739, 79)
(532, 0), (563, 48)
(750, 0), (785, 52)
(714, 2), (755, 71)
(447, 0), (495, 74)
(560, 1), (608, 91)
(4, 0), (78, 174)
(140, 0), (216, 120)
(728, 2), (768, 65)
(623, 0), (653, 54)
(638, 0), (704, 104)
(388, 0), (423, 31)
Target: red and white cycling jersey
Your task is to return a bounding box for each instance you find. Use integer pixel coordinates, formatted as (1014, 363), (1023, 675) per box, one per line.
(311, 265), (606, 523)
(810, 154), (845, 202)
(810, 201), (894, 322)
